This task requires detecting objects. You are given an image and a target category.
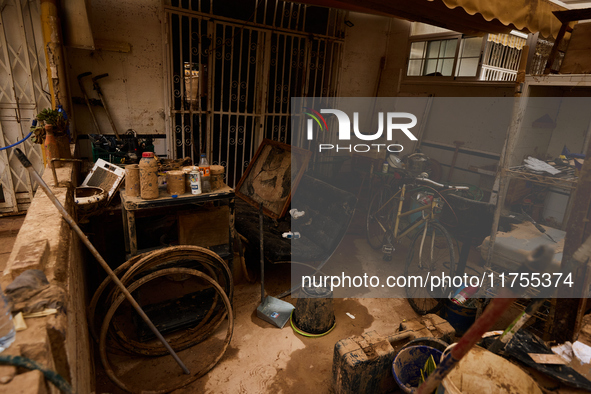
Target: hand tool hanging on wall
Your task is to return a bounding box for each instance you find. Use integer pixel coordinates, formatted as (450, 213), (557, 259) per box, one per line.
(12, 148), (190, 376)
(92, 73), (121, 141)
(77, 72), (102, 135)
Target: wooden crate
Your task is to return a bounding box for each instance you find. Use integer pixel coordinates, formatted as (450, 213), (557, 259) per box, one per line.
(177, 205), (229, 248)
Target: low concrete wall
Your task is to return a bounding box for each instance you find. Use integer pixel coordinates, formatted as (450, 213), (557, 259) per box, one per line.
(1, 164), (92, 393)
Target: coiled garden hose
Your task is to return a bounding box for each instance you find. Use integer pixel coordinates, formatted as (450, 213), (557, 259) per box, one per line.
(0, 355), (73, 393)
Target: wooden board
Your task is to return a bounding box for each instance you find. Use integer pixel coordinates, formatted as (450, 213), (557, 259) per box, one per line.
(235, 139), (311, 219)
(561, 23), (591, 74)
(528, 353), (567, 365)
(178, 206), (229, 248)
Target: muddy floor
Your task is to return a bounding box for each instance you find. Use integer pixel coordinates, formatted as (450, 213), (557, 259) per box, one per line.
(91, 206), (587, 393)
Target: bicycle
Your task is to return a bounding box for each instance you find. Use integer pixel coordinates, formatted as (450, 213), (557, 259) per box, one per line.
(366, 169), (468, 315)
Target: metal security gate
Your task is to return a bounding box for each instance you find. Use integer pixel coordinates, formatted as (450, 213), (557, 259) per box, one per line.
(264, 34), (342, 143)
(164, 0), (344, 186)
(0, 0), (48, 213)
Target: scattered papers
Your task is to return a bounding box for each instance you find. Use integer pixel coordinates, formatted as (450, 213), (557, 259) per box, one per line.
(573, 341), (591, 364)
(552, 341), (574, 363)
(551, 341), (591, 364)
(524, 157), (561, 175)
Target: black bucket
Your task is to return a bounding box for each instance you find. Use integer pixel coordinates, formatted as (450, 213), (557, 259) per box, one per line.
(293, 286), (335, 334)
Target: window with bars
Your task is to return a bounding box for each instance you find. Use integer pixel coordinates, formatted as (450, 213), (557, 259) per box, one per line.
(480, 35), (527, 81)
(164, 0), (344, 186)
(406, 23), (526, 81)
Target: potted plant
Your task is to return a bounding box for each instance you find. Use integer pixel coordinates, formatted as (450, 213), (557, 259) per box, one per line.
(32, 108), (68, 144)
(32, 108), (71, 165)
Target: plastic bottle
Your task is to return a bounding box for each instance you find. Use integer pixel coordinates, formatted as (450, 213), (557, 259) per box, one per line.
(0, 287), (15, 352)
(139, 152), (159, 200)
(199, 153), (211, 193)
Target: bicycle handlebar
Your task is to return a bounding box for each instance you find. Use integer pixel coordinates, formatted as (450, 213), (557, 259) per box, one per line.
(415, 177), (469, 190)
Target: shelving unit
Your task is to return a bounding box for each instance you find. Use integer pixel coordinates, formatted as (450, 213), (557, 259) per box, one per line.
(491, 74), (591, 227)
(486, 74), (591, 340)
(505, 164), (578, 190)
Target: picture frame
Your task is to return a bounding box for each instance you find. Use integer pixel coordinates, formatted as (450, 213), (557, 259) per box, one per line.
(236, 139), (311, 219)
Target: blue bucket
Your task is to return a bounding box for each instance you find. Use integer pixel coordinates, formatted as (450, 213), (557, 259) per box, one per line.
(440, 298), (477, 336)
(392, 345), (443, 393)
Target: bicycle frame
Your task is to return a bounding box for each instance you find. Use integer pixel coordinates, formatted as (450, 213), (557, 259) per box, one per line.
(392, 184), (436, 241)
(371, 182), (438, 262)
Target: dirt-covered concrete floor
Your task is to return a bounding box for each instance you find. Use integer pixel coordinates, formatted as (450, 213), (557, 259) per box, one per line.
(92, 220), (523, 394)
(94, 228), (424, 393)
(88, 206), (589, 394)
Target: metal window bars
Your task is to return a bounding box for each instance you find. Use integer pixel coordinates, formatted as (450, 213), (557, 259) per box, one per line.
(164, 0), (344, 187)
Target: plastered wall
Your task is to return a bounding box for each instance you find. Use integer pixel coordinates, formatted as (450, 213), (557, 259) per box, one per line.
(66, 0), (166, 139)
(339, 13), (409, 97)
(64, 2), (514, 187)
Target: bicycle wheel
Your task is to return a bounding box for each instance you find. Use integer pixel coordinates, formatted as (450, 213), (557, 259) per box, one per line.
(405, 222), (455, 315)
(366, 185), (396, 250)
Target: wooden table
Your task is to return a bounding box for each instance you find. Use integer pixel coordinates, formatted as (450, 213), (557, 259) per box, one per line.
(120, 185), (235, 258)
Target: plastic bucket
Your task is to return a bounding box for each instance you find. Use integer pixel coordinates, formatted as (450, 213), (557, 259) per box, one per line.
(439, 345), (542, 394)
(392, 345), (442, 393)
(402, 337), (449, 353)
(440, 298), (477, 336)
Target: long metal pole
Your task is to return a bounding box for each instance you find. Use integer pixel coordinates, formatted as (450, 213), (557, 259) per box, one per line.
(259, 202), (265, 304)
(14, 148), (190, 375)
(416, 245), (554, 394)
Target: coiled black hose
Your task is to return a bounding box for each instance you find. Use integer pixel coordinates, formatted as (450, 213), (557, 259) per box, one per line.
(0, 355), (73, 393)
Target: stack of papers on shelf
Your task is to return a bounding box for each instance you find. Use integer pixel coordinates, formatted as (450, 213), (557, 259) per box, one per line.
(523, 157), (561, 175)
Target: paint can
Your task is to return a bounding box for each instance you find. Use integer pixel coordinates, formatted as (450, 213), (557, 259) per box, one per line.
(166, 170), (185, 195)
(125, 164), (140, 197)
(139, 152), (159, 200)
(210, 165), (225, 191)
(189, 170), (202, 195)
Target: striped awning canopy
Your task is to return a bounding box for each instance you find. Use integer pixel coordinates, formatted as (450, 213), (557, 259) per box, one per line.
(298, 0), (566, 38)
(487, 33), (528, 50)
